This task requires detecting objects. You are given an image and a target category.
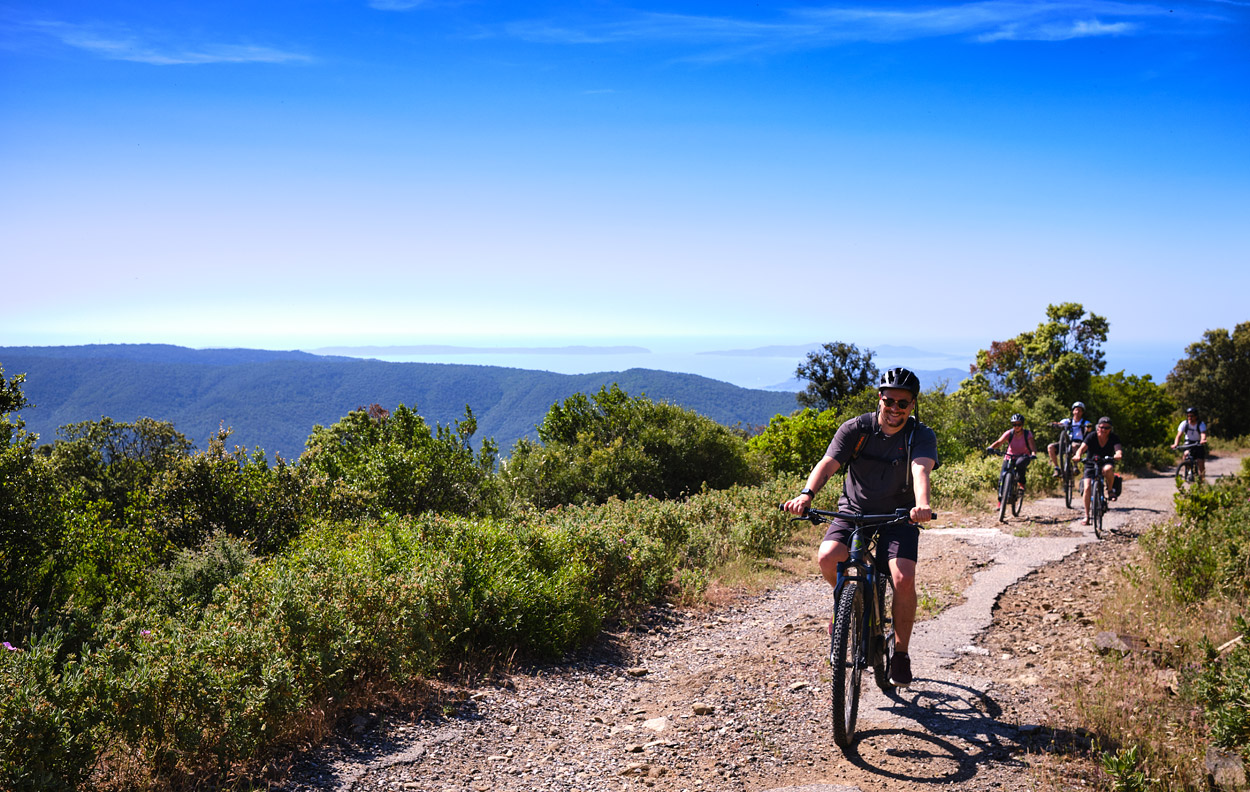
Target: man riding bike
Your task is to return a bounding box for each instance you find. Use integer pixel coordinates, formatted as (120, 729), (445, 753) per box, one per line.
(1073, 416), (1123, 526)
(782, 367), (937, 688)
(1047, 401), (1093, 478)
(1171, 407), (1208, 480)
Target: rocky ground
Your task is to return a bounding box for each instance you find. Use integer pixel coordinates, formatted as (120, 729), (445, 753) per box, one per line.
(273, 454), (1242, 792)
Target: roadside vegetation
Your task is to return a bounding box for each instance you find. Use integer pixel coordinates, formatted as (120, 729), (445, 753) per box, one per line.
(1075, 449), (1250, 792)
(1, 308), (1245, 791)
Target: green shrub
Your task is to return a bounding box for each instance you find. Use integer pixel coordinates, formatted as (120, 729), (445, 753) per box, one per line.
(1192, 617), (1250, 754)
(0, 629), (98, 792)
(1145, 465), (1250, 602)
(148, 532), (255, 614)
(747, 407), (845, 477)
(931, 452), (1001, 506)
(302, 404), (501, 519)
(504, 385), (759, 508)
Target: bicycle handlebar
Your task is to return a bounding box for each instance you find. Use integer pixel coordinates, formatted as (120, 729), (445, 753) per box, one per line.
(778, 505), (937, 524)
(1175, 442), (1205, 451)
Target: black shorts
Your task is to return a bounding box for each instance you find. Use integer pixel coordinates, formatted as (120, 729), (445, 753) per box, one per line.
(1083, 460), (1115, 479)
(823, 519), (920, 563)
(1185, 445), (1207, 460)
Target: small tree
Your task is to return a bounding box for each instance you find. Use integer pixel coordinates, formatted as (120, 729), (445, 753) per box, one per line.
(505, 385), (758, 508)
(0, 365), (64, 638)
(795, 342), (879, 412)
(301, 402), (500, 518)
(971, 303), (1108, 406)
(1166, 322), (1250, 438)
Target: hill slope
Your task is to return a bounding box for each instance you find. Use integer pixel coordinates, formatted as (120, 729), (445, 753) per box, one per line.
(1, 345), (799, 458)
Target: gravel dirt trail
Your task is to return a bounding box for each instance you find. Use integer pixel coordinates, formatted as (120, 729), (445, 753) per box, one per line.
(277, 452), (1243, 792)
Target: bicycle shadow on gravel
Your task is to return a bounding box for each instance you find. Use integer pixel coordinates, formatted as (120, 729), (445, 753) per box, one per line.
(845, 677), (1090, 784)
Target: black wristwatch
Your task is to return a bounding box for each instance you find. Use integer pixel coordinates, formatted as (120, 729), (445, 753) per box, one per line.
(800, 488), (816, 498)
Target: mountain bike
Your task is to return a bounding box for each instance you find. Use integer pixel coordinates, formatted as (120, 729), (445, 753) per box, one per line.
(1057, 427), (1077, 508)
(1086, 455), (1115, 540)
(1175, 442), (1204, 487)
(786, 506), (935, 750)
(986, 449), (1034, 522)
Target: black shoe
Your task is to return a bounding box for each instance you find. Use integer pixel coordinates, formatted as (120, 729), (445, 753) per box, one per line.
(889, 651), (913, 687)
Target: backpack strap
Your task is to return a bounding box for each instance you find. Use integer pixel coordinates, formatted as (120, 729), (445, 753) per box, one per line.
(848, 412), (874, 463)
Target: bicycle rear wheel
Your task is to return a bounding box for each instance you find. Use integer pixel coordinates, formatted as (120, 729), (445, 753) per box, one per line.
(829, 581), (863, 749)
(1062, 456), (1074, 508)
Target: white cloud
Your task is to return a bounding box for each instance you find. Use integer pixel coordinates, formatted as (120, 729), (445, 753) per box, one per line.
(979, 17), (1136, 41)
(502, 1), (1195, 53)
(25, 20), (311, 65)
(368, 0), (429, 10)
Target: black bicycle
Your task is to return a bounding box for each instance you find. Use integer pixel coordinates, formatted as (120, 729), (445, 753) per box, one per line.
(786, 506), (934, 749)
(1175, 442), (1204, 486)
(1057, 427), (1077, 508)
(1085, 454), (1115, 540)
(987, 449), (1034, 522)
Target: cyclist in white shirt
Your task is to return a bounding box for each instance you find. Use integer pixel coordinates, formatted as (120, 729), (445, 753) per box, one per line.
(1170, 407), (1208, 479)
(1047, 401), (1093, 477)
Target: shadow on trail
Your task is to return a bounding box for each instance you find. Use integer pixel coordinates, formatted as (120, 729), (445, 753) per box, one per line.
(845, 677), (1093, 785)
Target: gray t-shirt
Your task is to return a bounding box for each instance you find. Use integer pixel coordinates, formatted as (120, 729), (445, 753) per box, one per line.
(824, 412), (939, 514)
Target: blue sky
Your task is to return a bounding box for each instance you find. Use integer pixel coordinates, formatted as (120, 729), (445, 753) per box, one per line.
(2, 1), (1247, 383)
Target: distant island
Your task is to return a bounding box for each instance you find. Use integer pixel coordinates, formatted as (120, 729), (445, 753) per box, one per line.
(310, 344), (651, 356)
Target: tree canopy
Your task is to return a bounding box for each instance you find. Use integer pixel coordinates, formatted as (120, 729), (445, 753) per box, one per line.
(970, 302), (1108, 407)
(1166, 322), (1250, 438)
(794, 342), (879, 412)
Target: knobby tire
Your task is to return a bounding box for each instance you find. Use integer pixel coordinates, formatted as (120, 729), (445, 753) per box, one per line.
(1011, 470), (1024, 517)
(830, 581), (863, 749)
(1093, 484), (1106, 540)
(872, 573), (895, 692)
(998, 466), (1012, 523)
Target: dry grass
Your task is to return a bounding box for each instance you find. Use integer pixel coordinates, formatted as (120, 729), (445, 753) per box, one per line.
(1061, 542), (1242, 790)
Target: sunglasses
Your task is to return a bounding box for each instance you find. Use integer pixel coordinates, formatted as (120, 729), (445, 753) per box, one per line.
(1011, 423), (1023, 427)
(880, 396), (913, 409)
(1097, 424), (1111, 430)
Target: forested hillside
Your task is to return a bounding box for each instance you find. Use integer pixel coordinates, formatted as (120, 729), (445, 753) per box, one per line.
(0, 345), (798, 456)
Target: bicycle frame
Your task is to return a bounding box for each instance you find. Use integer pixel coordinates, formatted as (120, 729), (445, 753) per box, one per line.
(1176, 442), (1204, 484)
(1085, 454), (1114, 539)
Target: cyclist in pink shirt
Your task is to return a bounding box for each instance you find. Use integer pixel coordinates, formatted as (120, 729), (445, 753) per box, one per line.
(987, 413), (1037, 504)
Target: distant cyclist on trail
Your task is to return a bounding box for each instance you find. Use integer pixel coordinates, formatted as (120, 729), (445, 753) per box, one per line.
(1171, 407), (1208, 480)
(1073, 416), (1123, 526)
(782, 367), (937, 688)
(1047, 401), (1093, 478)
(986, 413), (1037, 508)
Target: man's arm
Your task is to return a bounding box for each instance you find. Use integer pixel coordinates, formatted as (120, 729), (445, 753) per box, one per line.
(1113, 443), (1123, 461)
(1073, 441), (1088, 461)
(782, 455), (841, 515)
(909, 456), (935, 523)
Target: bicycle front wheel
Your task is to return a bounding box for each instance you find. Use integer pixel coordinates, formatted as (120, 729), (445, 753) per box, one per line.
(829, 581), (863, 749)
(1063, 458), (1074, 509)
(1011, 476), (1024, 517)
(872, 573), (895, 692)
(1093, 488), (1106, 539)
(998, 468), (1012, 523)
